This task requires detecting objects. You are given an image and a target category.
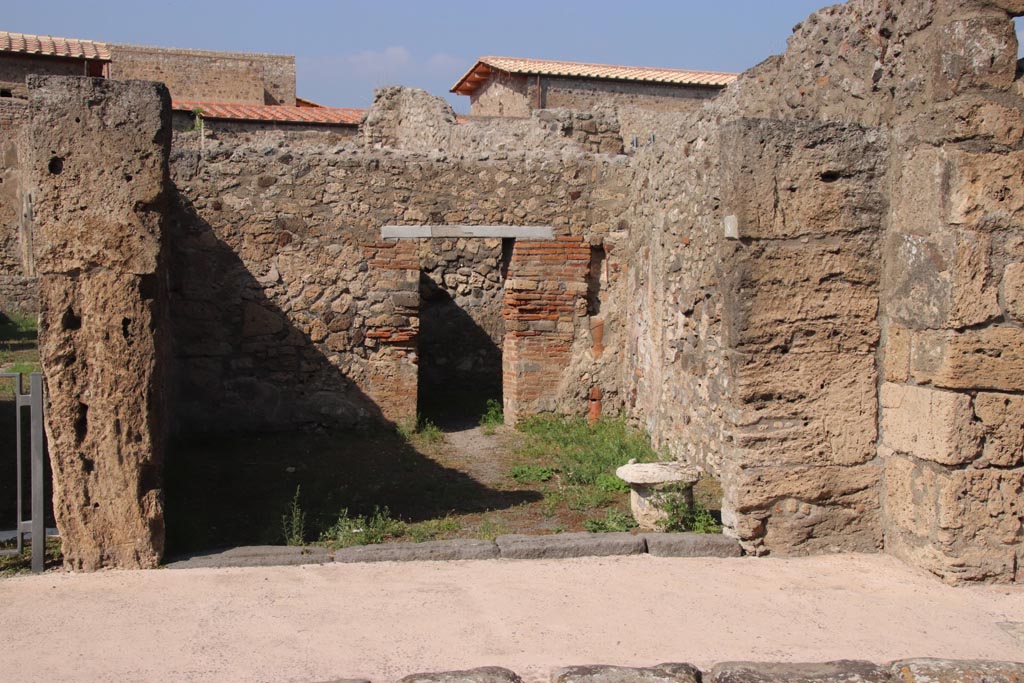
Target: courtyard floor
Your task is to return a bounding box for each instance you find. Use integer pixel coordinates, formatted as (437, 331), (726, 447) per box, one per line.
(1, 553), (1022, 683)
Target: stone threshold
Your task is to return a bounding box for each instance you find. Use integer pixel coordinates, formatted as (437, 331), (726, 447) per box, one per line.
(164, 531), (741, 569)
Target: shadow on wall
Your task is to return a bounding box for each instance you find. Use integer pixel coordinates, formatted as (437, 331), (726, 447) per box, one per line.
(417, 272), (504, 430)
(163, 190), (539, 555)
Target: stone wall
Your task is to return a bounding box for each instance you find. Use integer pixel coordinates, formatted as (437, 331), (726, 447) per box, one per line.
(168, 89), (628, 435)
(24, 75), (171, 570)
(109, 44), (295, 105)
(0, 97), (37, 314)
(541, 76), (720, 114)
(612, 0), (1023, 579)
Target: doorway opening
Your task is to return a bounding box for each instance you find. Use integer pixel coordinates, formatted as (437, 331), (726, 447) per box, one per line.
(416, 237), (510, 429)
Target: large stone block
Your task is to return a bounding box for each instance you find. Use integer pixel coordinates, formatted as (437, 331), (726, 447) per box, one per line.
(727, 352), (877, 467)
(879, 383), (981, 466)
(711, 661), (890, 683)
(27, 76), (171, 570)
(884, 454), (1023, 583)
(884, 230), (1000, 330)
(974, 392), (1024, 467)
(930, 15), (1018, 101)
(910, 326), (1024, 392)
(724, 234), (879, 354)
(949, 149), (1024, 231)
(720, 119), (887, 240)
(890, 658), (1024, 683)
(1003, 262), (1024, 321)
(721, 461), (882, 555)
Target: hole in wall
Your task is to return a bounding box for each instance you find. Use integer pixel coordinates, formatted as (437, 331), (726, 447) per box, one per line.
(61, 307), (81, 331)
(74, 402), (88, 446)
(47, 156), (64, 175)
(586, 245), (606, 316)
(0, 89), (11, 97)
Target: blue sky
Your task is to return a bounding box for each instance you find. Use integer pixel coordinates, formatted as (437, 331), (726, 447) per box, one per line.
(6, 2), (1023, 112)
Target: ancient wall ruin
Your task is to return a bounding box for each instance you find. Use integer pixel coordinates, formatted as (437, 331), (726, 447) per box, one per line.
(9, 0), (1022, 580)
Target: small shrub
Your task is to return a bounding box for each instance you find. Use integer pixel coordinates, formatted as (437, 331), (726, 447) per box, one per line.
(281, 486), (306, 546)
(595, 472), (629, 493)
(417, 418), (444, 444)
(320, 506), (406, 548)
(510, 464), (554, 483)
(479, 399), (504, 434)
(584, 508), (638, 533)
(658, 494), (722, 534)
(475, 515), (508, 541)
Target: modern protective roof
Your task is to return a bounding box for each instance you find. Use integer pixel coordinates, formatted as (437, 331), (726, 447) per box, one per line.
(452, 56), (737, 95)
(173, 100), (365, 125)
(0, 30), (111, 61)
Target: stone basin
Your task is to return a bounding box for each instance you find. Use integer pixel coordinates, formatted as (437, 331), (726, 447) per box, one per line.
(615, 461), (702, 530)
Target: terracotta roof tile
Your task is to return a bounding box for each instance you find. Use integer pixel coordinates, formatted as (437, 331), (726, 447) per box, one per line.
(0, 30), (110, 61)
(452, 56), (737, 95)
(174, 100), (365, 126)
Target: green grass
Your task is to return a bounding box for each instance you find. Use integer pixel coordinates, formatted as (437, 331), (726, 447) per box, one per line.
(0, 537), (62, 576)
(584, 508), (639, 533)
(510, 464), (554, 483)
(0, 311), (37, 343)
(516, 415), (660, 487)
(506, 414), (663, 518)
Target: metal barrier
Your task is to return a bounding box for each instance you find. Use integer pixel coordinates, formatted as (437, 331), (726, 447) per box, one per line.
(1, 372), (46, 573)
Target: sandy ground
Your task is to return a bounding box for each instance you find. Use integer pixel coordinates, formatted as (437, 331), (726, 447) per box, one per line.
(1, 553), (1022, 683)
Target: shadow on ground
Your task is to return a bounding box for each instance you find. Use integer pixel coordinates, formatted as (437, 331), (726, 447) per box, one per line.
(164, 428), (542, 555)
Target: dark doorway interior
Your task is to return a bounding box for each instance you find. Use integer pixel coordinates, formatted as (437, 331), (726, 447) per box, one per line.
(416, 238), (509, 429)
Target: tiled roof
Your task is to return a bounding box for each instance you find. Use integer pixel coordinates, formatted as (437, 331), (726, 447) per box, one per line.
(0, 30), (110, 60)
(452, 56), (737, 95)
(173, 100), (365, 126)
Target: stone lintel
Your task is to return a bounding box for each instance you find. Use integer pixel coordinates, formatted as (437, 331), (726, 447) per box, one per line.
(381, 225), (555, 240)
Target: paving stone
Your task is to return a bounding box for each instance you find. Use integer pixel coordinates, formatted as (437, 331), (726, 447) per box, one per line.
(166, 545), (334, 569)
(333, 539), (499, 563)
(890, 658), (1024, 683)
(495, 532), (646, 560)
(642, 533), (743, 558)
(552, 663), (700, 683)
(398, 666), (522, 683)
(711, 661), (891, 683)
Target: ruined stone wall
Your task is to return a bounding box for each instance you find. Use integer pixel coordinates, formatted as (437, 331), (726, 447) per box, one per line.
(25, 75), (171, 570)
(109, 44), (295, 105)
(168, 92), (628, 434)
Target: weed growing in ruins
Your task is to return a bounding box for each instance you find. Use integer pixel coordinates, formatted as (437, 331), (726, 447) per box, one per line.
(510, 464), (554, 483)
(584, 508), (638, 533)
(396, 415), (445, 445)
(475, 514), (509, 541)
(281, 486), (306, 546)
(320, 506), (406, 548)
(0, 537), (62, 576)
(479, 399), (504, 434)
(658, 494), (722, 534)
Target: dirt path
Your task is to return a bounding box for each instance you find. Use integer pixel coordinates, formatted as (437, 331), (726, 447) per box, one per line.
(1, 553), (1022, 683)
